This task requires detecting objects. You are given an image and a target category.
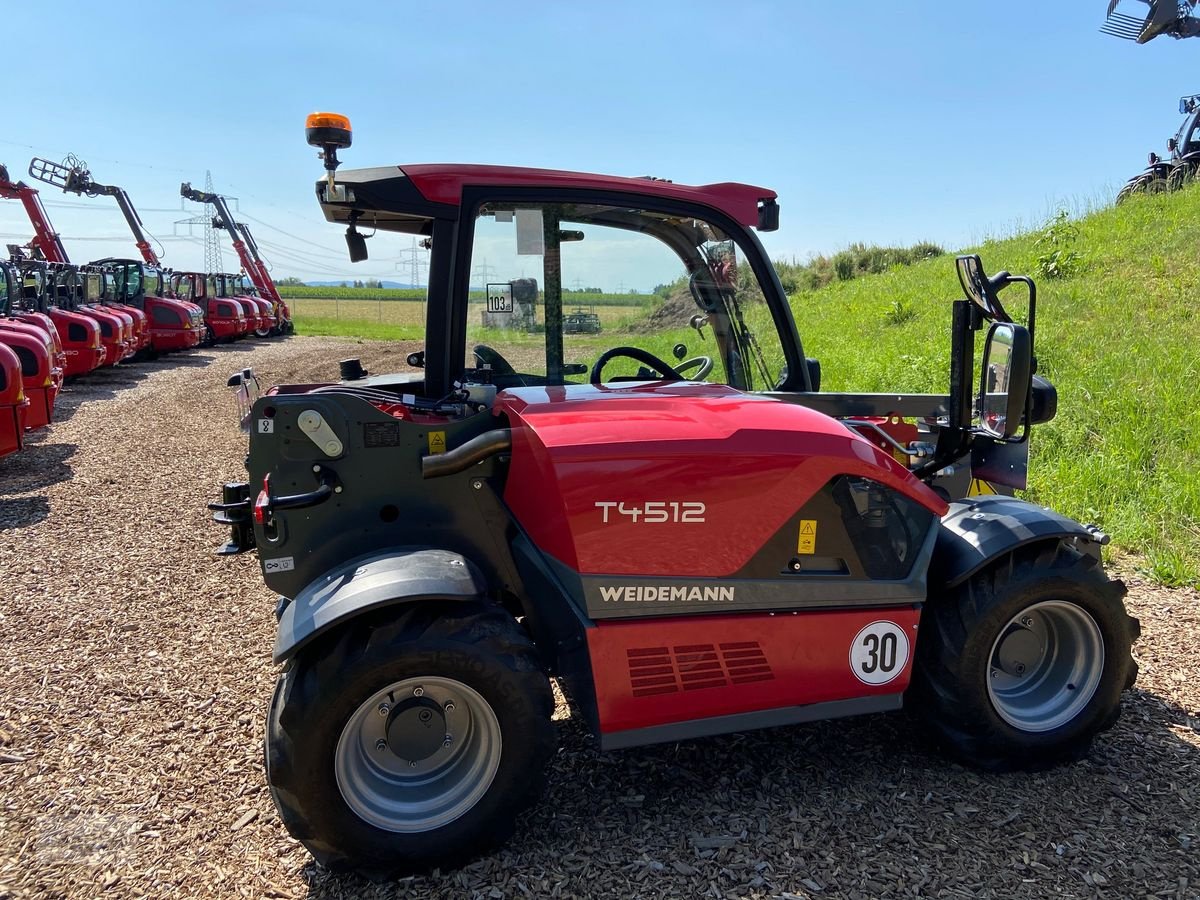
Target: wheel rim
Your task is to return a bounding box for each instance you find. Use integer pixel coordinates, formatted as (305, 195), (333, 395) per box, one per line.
(986, 600), (1105, 733)
(334, 676), (502, 833)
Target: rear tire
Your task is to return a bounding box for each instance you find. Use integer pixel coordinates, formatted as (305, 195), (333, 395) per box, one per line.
(909, 541), (1138, 771)
(265, 604), (555, 879)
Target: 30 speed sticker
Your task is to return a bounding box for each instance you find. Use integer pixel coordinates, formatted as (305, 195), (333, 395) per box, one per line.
(849, 620), (910, 685)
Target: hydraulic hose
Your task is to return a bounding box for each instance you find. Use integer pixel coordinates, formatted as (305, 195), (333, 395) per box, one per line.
(422, 429), (511, 479)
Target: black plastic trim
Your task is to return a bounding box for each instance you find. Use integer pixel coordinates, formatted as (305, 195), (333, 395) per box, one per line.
(600, 692), (902, 750)
(930, 496), (1103, 590)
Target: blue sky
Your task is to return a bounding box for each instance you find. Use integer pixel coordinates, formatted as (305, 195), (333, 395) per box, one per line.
(1, 0), (1196, 285)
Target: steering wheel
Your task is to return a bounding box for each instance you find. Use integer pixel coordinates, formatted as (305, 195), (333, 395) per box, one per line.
(590, 346), (684, 384)
(472, 344), (517, 375)
(674, 355), (714, 380)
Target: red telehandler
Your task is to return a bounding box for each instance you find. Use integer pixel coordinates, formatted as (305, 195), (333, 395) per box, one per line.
(0, 166), (62, 424)
(7, 251), (101, 378)
(179, 182), (293, 335)
(169, 271), (250, 341)
(233, 222), (294, 334)
(27, 156), (205, 353)
(0, 340), (27, 458)
(221, 271), (274, 337)
(0, 258), (60, 429)
(2, 162), (134, 368)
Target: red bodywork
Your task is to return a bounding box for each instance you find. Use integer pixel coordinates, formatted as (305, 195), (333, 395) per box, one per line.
(499, 382), (945, 576)
(239, 294), (275, 335)
(401, 164), (776, 228)
(496, 382), (947, 742)
(43, 306), (103, 376)
(11, 310), (66, 386)
(587, 608), (922, 735)
(0, 319), (60, 429)
(172, 273), (245, 341)
(79, 304), (129, 366)
(144, 295), (203, 351)
(0, 342), (27, 457)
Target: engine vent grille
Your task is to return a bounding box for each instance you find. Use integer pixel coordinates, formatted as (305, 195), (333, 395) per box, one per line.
(627, 641), (773, 697)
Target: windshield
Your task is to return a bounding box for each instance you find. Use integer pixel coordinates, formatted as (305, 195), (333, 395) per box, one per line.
(173, 275), (193, 301)
(463, 202), (787, 390)
(119, 265), (142, 301)
(144, 267), (162, 296)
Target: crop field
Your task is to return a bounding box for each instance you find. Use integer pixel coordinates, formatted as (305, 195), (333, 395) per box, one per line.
(0, 337), (1197, 899)
(290, 297), (652, 341)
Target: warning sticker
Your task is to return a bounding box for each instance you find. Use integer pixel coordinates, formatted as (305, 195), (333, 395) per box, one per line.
(969, 479), (998, 496)
(263, 556), (295, 573)
(797, 519), (817, 555)
(427, 431), (447, 454)
(257, 418), (274, 434)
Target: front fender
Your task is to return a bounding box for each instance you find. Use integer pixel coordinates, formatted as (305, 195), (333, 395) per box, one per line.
(274, 548), (488, 663)
(929, 496), (1108, 590)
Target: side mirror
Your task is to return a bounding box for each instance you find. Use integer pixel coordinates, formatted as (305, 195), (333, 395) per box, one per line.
(955, 254), (988, 309)
(1169, 137), (1179, 152)
(954, 254), (1011, 322)
(346, 226), (368, 263)
(978, 322), (1032, 440)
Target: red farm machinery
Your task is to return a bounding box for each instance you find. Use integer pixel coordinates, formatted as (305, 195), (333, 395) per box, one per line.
(180, 182), (293, 336)
(168, 271), (252, 342)
(205, 113), (1140, 878)
(27, 156), (206, 353)
(0, 166), (63, 428)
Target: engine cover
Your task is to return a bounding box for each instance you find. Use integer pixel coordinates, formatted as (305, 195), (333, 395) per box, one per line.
(499, 382), (947, 601)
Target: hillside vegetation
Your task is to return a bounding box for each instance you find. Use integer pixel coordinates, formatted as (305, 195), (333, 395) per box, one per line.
(790, 189), (1200, 585)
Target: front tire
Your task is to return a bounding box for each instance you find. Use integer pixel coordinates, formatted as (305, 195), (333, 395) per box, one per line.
(1168, 162), (1197, 192)
(266, 604), (555, 878)
(909, 541), (1138, 770)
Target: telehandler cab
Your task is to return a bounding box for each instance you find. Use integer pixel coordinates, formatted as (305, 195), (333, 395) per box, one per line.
(209, 113), (1139, 878)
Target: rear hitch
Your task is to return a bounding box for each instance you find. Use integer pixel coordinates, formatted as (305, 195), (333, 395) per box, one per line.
(209, 481), (255, 555)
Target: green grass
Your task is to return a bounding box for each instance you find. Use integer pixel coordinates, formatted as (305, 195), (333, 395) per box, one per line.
(291, 316), (426, 341)
(780, 189), (1200, 585)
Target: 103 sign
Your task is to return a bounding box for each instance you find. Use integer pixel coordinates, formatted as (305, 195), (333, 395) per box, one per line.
(595, 501), (706, 524)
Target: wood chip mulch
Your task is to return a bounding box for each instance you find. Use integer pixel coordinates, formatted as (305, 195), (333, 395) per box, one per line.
(0, 337), (1197, 900)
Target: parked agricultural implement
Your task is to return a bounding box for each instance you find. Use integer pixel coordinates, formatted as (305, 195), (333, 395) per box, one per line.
(9, 254), (102, 378)
(170, 272), (250, 342)
(27, 156), (205, 353)
(220, 272), (275, 338)
(1102, 0), (1200, 42)
(1116, 93), (1200, 200)
(179, 182), (293, 335)
(0, 259), (60, 429)
(0, 341), (26, 458)
(206, 113), (1139, 878)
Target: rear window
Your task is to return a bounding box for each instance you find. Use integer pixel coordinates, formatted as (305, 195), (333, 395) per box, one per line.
(13, 346), (37, 376)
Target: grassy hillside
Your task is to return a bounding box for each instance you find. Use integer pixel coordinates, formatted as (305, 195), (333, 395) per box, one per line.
(789, 189), (1200, 585)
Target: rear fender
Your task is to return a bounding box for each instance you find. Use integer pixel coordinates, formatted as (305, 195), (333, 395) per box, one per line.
(929, 496), (1107, 590)
(273, 548), (489, 663)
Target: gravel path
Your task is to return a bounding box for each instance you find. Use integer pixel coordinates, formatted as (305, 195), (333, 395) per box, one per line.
(0, 337), (1197, 900)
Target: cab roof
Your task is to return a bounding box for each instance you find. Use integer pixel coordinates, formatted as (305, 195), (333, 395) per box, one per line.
(319, 164), (779, 232)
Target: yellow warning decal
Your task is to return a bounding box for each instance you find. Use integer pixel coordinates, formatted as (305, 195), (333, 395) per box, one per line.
(968, 479), (998, 496)
(797, 519), (818, 555)
(428, 431), (447, 454)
